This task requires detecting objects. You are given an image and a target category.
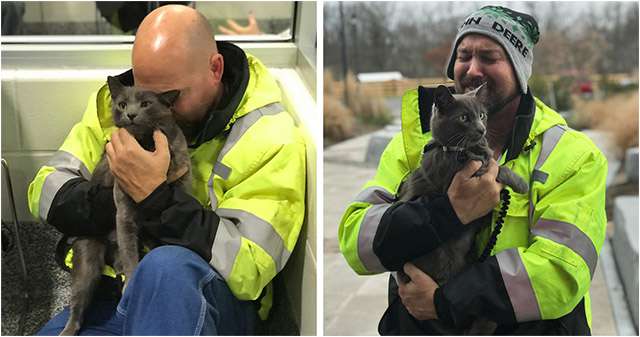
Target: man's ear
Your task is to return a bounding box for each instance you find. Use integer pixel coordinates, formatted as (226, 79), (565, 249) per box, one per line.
(159, 90), (181, 107)
(107, 76), (124, 99)
(209, 53), (224, 83)
(434, 85), (455, 111)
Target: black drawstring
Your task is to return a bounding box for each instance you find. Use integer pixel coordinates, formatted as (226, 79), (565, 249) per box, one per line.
(479, 189), (510, 262)
(522, 140), (537, 153)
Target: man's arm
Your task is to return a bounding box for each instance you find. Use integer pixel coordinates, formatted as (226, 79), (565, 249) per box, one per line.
(373, 159), (502, 271)
(28, 90), (116, 236)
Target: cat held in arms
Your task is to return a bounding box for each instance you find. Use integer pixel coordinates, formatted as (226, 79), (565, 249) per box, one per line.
(396, 84), (528, 335)
(60, 76), (191, 335)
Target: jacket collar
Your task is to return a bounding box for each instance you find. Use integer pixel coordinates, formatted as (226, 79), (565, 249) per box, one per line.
(416, 86), (535, 163)
(114, 41), (250, 149)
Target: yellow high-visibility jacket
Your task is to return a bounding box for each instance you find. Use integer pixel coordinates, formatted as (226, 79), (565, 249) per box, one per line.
(339, 86), (607, 333)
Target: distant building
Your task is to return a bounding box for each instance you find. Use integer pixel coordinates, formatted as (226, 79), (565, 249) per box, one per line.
(356, 71), (404, 83)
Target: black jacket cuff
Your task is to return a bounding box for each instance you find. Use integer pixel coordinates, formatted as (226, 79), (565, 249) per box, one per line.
(428, 194), (464, 234)
(137, 182), (174, 216)
(373, 193), (466, 271)
(47, 178), (115, 236)
(437, 256), (517, 327)
(136, 182), (219, 261)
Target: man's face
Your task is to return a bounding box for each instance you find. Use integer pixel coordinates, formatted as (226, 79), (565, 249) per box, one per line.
(453, 34), (519, 113)
(133, 66), (216, 124)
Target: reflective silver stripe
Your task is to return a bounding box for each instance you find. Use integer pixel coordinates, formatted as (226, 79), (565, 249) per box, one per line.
(531, 219), (598, 278)
(213, 162), (231, 181)
(358, 203), (390, 273)
(217, 102), (284, 164)
(529, 125), (567, 225)
(207, 173), (218, 210)
(496, 248), (542, 322)
(352, 186), (394, 272)
(531, 170), (548, 184)
(210, 218), (242, 278)
(534, 125), (566, 171)
(39, 150), (92, 220)
(47, 150), (92, 180)
(214, 208), (291, 273)
(207, 102), (284, 210)
(353, 186), (395, 204)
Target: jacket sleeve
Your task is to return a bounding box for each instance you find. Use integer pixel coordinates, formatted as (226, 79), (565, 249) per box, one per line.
(435, 137), (608, 327)
(339, 133), (468, 274)
(136, 182), (218, 261)
(373, 194), (466, 271)
(27, 89), (116, 236)
(192, 111), (306, 303)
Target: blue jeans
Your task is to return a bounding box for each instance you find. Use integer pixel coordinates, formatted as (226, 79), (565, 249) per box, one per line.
(37, 246), (258, 335)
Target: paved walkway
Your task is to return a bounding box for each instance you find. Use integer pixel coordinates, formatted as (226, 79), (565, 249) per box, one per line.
(323, 131), (620, 336)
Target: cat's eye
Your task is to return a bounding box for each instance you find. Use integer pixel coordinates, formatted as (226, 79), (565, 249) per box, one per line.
(140, 101), (151, 108)
(118, 102), (127, 110)
(459, 115), (468, 122)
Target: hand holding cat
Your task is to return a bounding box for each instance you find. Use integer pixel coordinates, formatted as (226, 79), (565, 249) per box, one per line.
(398, 262), (439, 321)
(448, 159), (503, 224)
(106, 129), (170, 203)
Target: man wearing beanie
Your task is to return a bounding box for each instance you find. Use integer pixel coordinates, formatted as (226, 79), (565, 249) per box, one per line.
(339, 5), (607, 335)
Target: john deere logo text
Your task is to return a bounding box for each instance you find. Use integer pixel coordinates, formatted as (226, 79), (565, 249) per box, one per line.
(461, 16), (530, 58)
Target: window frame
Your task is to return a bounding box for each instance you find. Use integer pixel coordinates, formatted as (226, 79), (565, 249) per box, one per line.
(0, 2), (298, 44)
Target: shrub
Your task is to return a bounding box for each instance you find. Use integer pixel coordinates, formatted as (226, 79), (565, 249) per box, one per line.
(573, 92), (638, 153)
(323, 70), (392, 142)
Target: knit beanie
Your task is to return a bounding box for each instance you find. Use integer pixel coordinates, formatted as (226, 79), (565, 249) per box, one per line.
(445, 6), (540, 94)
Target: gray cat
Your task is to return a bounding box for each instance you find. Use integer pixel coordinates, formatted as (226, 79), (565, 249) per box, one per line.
(396, 85), (528, 335)
(59, 76), (191, 335)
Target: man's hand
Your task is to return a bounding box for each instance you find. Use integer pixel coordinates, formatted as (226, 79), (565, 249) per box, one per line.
(106, 129), (170, 203)
(398, 263), (439, 321)
(448, 159), (503, 224)
(218, 12), (262, 35)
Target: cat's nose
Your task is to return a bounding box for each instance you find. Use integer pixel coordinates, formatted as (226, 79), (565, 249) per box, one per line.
(127, 113), (137, 121)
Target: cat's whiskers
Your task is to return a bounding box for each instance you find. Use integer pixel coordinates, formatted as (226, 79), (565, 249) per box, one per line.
(444, 133), (464, 147)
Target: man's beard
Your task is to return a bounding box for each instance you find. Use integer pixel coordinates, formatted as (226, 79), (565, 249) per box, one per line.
(455, 77), (518, 115)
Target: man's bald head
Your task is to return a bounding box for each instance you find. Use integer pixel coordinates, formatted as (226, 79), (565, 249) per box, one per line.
(131, 5), (225, 124)
(133, 5), (217, 79)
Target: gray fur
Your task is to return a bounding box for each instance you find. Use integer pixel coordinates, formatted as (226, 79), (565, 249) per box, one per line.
(60, 77), (191, 335)
(396, 85), (527, 335)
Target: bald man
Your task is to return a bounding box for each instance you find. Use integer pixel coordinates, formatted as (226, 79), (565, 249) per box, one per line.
(29, 5), (306, 335)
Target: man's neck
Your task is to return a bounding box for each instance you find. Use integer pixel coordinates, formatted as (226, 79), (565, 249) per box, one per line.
(487, 95), (521, 156)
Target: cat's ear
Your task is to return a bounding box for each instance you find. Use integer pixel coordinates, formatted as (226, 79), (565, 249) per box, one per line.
(159, 90), (181, 107)
(471, 83), (489, 106)
(107, 76), (124, 99)
(434, 85), (454, 110)
(468, 83), (487, 97)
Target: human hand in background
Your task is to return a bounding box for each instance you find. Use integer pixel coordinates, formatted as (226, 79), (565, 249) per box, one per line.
(218, 12), (262, 35)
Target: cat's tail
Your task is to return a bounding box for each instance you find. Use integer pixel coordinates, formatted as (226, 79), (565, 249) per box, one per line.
(497, 167), (529, 194)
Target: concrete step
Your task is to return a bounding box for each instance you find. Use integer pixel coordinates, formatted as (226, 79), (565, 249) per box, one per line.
(581, 129), (622, 187)
(611, 196), (639, 331)
(625, 147), (638, 183)
(364, 124), (401, 166)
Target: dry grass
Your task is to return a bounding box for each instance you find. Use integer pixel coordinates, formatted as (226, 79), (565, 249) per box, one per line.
(573, 92), (639, 152)
(324, 71), (355, 142)
(324, 94), (355, 142)
(324, 71), (391, 142)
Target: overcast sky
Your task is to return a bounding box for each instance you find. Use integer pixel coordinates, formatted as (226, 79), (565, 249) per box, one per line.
(326, 1), (637, 34)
